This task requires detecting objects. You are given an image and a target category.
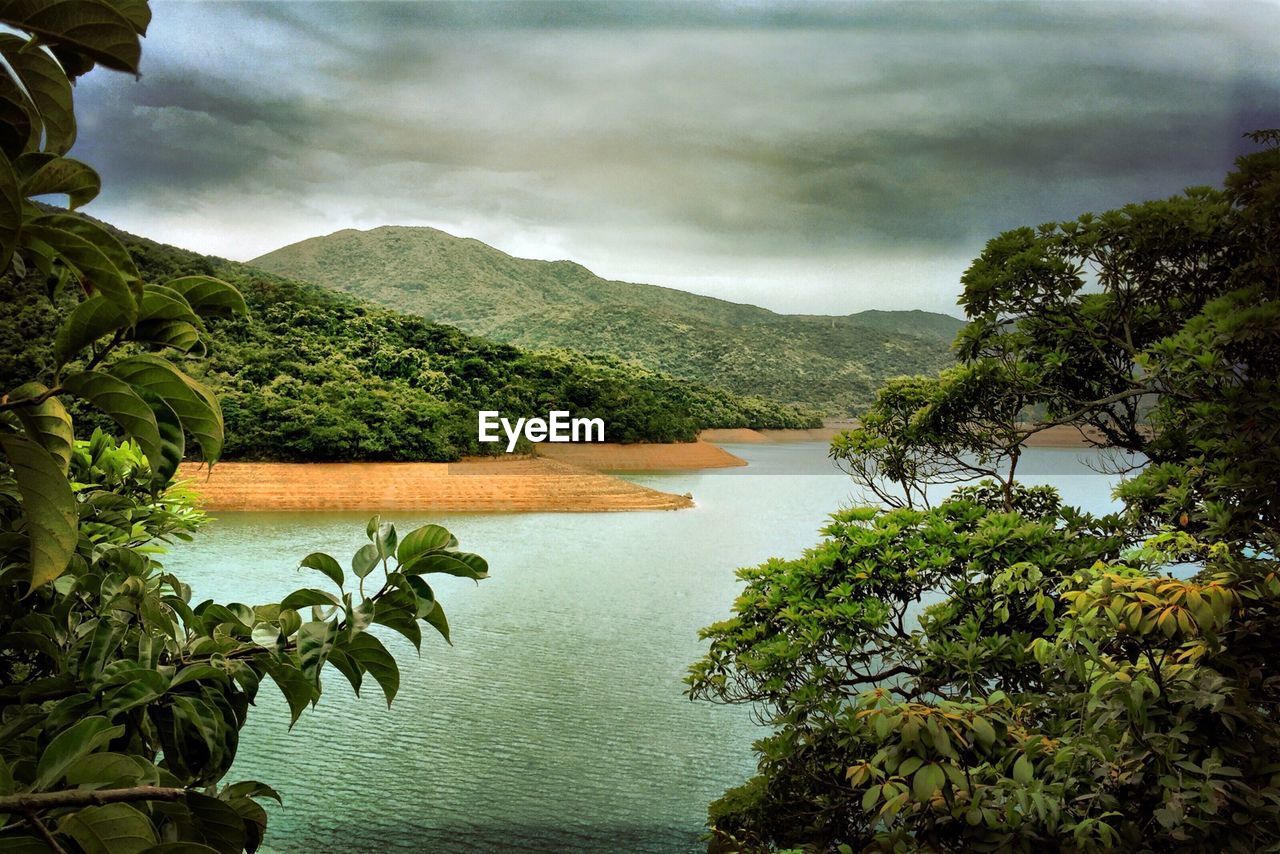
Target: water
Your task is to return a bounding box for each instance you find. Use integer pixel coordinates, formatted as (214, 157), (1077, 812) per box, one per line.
(161, 443), (1122, 852)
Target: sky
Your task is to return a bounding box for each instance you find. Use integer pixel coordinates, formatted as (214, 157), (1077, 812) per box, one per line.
(73, 0), (1280, 316)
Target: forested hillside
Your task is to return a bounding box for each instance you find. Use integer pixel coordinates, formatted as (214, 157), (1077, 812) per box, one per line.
(253, 226), (963, 414)
(2, 224), (819, 462)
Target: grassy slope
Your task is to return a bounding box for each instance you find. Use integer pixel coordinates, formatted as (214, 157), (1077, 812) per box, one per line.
(252, 226), (964, 414)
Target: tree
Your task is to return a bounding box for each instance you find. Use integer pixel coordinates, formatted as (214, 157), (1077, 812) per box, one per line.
(690, 133), (1280, 851)
(0, 5), (485, 850)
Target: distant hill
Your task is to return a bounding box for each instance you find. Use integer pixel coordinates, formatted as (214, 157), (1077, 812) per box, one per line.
(3, 219), (819, 463)
(252, 226), (964, 414)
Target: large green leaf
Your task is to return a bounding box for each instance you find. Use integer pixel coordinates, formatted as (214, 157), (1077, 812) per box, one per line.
(402, 551), (488, 580)
(0, 150), (20, 269)
(298, 552), (343, 589)
(9, 381), (73, 474)
(134, 285), (204, 353)
(0, 37), (76, 154)
(324, 646), (362, 695)
(133, 319), (201, 354)
(0, 0), (144, 74)
(23, 219), (135, 318)
(297, 620), (337, 679)
(164, 276), (248, 318)
(34, 715), (124, 789)
(0, 60), (35, 157)
(53, 296), (129, 366)
(259, 658), (315, 728)
(396, 523), (455, 563)
(109, 355), (222, 463)
(351, 543), (379, 579)
(0, 433), (76, 588)
(184, 792), (246, 854)
(422, 597), (451, 645)
(344, 632), (399, 706)
(137, 284), (202, 326)
(21, 156), (99, 206)
(279, 588), (342, 610)
(58, 803), (157, 854)
(63, 752), (147, 787)
(29, 212), (138, 279)
(61, 370), (165, 478)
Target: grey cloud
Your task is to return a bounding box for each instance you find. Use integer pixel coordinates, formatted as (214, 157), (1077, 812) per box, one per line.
(72, 0), (1280, 313)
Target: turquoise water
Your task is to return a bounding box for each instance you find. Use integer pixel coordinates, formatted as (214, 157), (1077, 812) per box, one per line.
(161, 443), (1121, 852)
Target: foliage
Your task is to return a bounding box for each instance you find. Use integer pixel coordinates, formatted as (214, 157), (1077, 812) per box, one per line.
(0, 7), (484, 851)
(690, 134), (1280, 851)
(251, 226), (962, 416)
(3, 223), (821, 460)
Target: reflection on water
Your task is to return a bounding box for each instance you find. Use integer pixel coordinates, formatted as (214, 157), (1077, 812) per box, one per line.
(162, 443), (1121, 852)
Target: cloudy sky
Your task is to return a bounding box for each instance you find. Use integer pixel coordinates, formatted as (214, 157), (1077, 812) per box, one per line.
(73, 1), (1279, 316)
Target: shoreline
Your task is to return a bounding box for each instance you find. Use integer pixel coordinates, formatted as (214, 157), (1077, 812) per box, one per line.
(700, 424), (1108, 448)
(176, 454), (710, 514)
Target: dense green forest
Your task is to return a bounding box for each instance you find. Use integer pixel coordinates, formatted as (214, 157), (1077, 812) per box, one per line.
(253, 226), (962, 415)
(690, 135), (1280, 850)
(2, 223), (820, 461)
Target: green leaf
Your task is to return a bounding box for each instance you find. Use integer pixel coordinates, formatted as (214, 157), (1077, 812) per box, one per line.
(23, 218), (135, 318)
(1012, 754), (1033, 784)
(325, 645), (362, 696)
(9, 381), (73, 474)
(53, 296), (129, 366)
(140, 845), (221, 853)
(297, 620), (337, 679)
(133, 318), (201, 353)
(58, 803), (157, 854)
(375, 520), (397, 560)
(60, 370), (164, 477)
(21, 156), (98, 205)
(279, 588), (342, 611)
(0, 433), (76, 588)
(970, 716), (996, 749)
(164, 276), (247, 317)
(184, 792), (246, 854)
(396, 523), (454, 563)
(912, 764), (945, 801)
(0, 61), (35, 157)
(345, 632), (399, 706)
(63, 752), (146, 786)
(402, 551), (488, 580)
(351, 543), (380, 579)
(299, 552), (343, 589)
(0, 0), (145, 74)
(422, 597), (451, 645)
(0, 149), (21, 269)
(35, 716), (124, 789)
(0, 37), (76, 154)
(260, 658), (315, 728)
(109, 355), (223, 463)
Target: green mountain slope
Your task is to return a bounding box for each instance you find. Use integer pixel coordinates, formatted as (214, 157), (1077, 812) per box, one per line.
(252, 226), (963, 414)
(3, 221), (819, 463)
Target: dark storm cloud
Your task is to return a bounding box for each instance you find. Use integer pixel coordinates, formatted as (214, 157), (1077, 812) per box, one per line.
(71, 1), (1280, 314)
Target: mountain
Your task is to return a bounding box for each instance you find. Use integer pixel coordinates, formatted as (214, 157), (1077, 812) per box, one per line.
(251, 227), (964, 415)
(3, 219), (819, 463)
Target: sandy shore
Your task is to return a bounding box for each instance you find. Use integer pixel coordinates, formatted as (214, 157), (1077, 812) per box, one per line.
(536, 440), (746, 471)
(177, 457), (695, 513)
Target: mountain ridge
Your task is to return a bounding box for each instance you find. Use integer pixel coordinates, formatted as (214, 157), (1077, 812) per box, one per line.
(252, 225), (963, 414)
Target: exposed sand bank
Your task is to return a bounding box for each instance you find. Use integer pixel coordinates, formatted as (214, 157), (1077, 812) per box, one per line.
(176, 457), (695, 513)
(699, 426), (847, 444)
(536, 440), (746, 471)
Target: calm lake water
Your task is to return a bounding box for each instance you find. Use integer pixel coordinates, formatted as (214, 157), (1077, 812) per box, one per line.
(162, 443), (1122, 853)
